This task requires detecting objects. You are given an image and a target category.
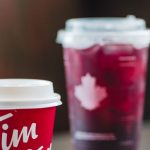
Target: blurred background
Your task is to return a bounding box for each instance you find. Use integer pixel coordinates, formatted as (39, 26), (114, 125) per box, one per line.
(0, 0), (150, 132)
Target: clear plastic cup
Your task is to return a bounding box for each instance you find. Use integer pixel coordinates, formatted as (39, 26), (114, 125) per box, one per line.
(0, 79), (61, 150)
(57, 15), (150, 150)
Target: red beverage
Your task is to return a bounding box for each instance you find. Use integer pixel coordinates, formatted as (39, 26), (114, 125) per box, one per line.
(0, 79), (62, 150)
(64, 44), (148, 150)
(57, 16), (150, 150)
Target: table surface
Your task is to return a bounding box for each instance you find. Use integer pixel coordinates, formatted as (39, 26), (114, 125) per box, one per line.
(53, 122), (150, 150)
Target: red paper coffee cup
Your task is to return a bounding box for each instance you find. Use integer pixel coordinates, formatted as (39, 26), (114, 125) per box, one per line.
(0, 79), (62, 150)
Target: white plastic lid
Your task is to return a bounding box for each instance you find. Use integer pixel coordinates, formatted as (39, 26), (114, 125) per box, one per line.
(0, 79), (62, 109)
(57, 15), (150, 49)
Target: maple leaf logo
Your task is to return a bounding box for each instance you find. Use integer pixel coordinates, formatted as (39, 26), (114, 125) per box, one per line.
(74, 73), (107, 111)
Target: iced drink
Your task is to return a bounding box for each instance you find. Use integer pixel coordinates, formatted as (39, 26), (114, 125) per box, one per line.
(0, 79), (61, 150)
(57, 16), (150, 150)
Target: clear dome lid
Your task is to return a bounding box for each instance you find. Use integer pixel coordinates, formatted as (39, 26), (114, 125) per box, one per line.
(57, 15), (150, 49)
(66, 15), (146, 32)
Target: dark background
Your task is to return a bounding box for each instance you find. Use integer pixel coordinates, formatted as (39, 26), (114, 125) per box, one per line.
(0, 0), (149, 132)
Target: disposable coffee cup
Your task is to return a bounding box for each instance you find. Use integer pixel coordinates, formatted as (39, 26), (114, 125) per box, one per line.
(0, 79), (61, 150)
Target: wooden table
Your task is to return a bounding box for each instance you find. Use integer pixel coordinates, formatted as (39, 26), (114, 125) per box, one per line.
(53, 122), (150, 150)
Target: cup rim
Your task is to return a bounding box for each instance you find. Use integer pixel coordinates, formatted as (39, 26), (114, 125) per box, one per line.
(0, 93), (62, 110)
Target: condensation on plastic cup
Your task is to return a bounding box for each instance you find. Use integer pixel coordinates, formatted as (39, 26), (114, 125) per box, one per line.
(0, 79), (62, 109)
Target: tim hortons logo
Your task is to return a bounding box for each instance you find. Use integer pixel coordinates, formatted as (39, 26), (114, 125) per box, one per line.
(0, 113), (51, 150)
